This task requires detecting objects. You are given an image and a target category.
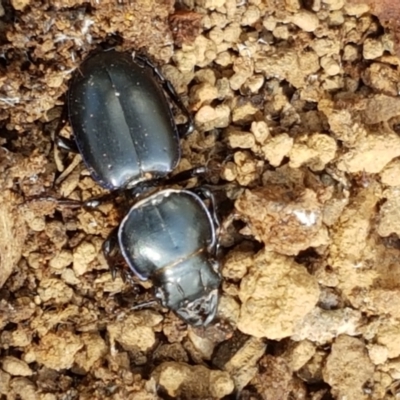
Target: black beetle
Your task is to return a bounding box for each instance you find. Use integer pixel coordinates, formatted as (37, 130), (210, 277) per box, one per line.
(57, 49), (194, 192)
(105, 188), (221, 326)
(56, 50), (222, 326)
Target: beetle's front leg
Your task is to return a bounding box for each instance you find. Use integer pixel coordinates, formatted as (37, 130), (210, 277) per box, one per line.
(192, 186), (220, 229)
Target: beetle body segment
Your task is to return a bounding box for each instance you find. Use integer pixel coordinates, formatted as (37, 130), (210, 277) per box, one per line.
(68, 51), (180, 190)
(118, 189), (221, 326)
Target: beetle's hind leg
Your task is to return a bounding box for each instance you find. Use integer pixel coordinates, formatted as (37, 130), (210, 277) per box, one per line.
(163, 78), (195, 138)
(134, 54), (195, 139)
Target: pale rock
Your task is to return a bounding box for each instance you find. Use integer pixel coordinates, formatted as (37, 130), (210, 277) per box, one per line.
(337, 130), (400, 173)
(107, 310), (162, 353)
(323, 335), (374, 400)
(224, 337), (266, 390)
(284, 340), (316, 371)
(291, 11), (319, 32)
(363, 38), (384, 60)
(262, 133), (293, 167)
(2, 357), (32, 377)
(291, 307), (363, 344)
(153, 362), (234, 398)
(238, 250), (319, 339)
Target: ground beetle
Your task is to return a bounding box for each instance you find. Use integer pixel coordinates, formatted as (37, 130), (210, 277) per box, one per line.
(57, 50), (222, 326)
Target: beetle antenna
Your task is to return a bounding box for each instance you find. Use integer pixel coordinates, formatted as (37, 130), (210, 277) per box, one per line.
(130, 299), (159, 311)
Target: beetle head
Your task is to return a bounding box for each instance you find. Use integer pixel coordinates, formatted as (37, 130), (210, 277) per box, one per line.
(175, 289), (219, 326)
(154, 256), (221, 326)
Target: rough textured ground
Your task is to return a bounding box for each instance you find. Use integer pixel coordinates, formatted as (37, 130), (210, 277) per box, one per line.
(1, 0), (400, 399)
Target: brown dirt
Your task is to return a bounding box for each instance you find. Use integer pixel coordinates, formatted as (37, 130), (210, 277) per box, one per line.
(1, 0), (400, 399)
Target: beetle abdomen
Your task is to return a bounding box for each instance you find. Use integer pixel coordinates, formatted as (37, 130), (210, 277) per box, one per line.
(68, 51), (180, 190)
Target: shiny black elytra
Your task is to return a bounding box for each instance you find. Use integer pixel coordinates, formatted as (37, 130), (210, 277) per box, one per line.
(57, 50), (221, 326)
(58, 49), (194, 191)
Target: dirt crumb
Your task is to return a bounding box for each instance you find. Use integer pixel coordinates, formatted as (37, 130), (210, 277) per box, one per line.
(153, 361), (234, 398)
(237, 249), (320, 339)
(31, 331), (83, 371)
(0, 190), (27, 288)
(337, 126), (400, 174)
(291, 307), (363, 344)
(235, 186), (328, 255)
(283, 340), (316, 372)
(107, 310), (163, 354)
(252, 355), (307, 400)
(223, 337), (266, 390)
(323, 335), (374, 400)
(2, 356), (33, 377)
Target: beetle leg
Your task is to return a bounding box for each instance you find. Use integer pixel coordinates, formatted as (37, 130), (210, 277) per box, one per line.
(32, 191), (120, 211)
(83, 191), (120, 209)
(26, 195), (83, 209)
(55, 135), (79, 153)
(54, 99), (79, 153)
(164, 166), (206, 185)
(103, 227), (141, 283)
(163, 79), (195, 138)
(134, 54), (195, 138)
(129, 167), (206, 192)
(102, 227), (121, 280)
(130, 299), (159, 311)
(192, 186), (220, 230)
(192, 185), (221, 256)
